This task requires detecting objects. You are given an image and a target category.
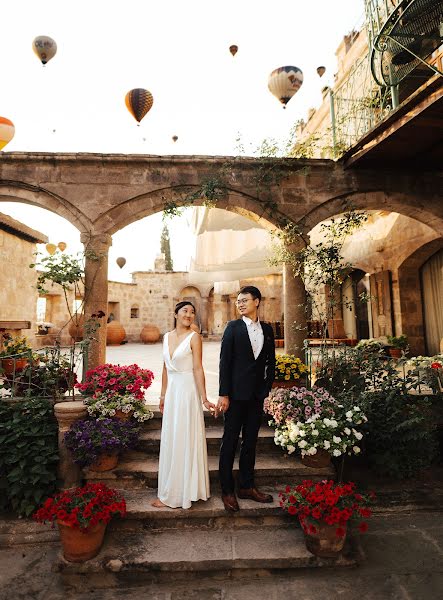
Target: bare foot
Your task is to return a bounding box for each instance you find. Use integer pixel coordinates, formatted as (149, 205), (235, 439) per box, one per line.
(151, 498), (168, 508)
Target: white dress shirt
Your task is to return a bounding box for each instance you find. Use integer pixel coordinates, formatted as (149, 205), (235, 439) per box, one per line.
(242, 315), (264, 360)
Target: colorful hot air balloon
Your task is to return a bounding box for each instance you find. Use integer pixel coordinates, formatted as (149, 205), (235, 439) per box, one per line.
(268, 66), (304, 108)
(46, 243), (57, 255)
(116, 257), (126, 269)
(0, 117), (15, 151)
(125, 89), (154, 124)
(317, 66), (326, 78)
(229, 45), (238, 57)
(58, 242), (67, 251)
(32, 36), (57, 65)
(172, 135), (178, 143)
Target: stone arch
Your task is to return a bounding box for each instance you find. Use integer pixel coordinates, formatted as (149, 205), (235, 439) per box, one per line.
(0, 182), (92, 232)
(301, 190), (443, 236)
(93, 186), (280, 236)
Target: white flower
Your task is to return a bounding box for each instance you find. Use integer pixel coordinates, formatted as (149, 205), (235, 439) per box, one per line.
(312, 429), (319, 436)
(354, 431), (363, 441)
(344, 427), (351, 436)
(353, 446), (361, 454)
(298, 440), (308, 448)
(333, 436), (342, 443)
(287, 445), (296, 454)
(353, 407), (361, 412)
(323, 418), (331, 426)
(329, 419), (338, 428)
(299, 429), (306, 437)
(323, 440), (331, 450)
(333, 449), (342, 457)
(307, 447), (317, 456)
(345, 410), (353, 419)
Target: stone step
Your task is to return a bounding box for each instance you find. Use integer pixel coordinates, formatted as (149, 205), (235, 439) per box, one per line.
(142, 408), (221, 430)
(137, 424), (279, 456)
(84, 453), (335, 490)
(56, 526), (358, 586)
(111, 487), (293, 531)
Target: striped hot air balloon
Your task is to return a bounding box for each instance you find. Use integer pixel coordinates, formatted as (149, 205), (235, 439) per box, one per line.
(125, 89), (154, 124)
(0, 117), (15, 151)
(268, 66), (304, 108)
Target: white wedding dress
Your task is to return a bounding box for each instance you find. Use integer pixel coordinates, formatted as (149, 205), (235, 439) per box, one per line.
(157, 331), (210, 508)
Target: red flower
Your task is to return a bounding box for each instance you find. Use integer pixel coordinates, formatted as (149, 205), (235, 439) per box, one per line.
(309, 524), (317, 534)
(288, 505), (298, 516)
(431, 362), (442, 369)
(335, 527), (346, 538)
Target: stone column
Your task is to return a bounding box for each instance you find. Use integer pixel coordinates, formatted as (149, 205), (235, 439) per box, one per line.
(283, 242), (307, 360)
(200, 297), (209, 337)
(54, 401), (87, 489)
(81, 233), (112, 370)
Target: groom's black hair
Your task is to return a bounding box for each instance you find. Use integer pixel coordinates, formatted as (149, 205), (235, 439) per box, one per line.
(238, 286), (261, 304)
(174, 301), (195, 314)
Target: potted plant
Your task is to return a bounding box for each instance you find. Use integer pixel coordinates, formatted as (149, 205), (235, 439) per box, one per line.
(387, 334), (408, 358)
(76, 363), (154, 400)
(84, 392), (154, 423)
(33, 482), (126, 562)
(280, 479), (375, 557)
(0, 333), (32, 375)
(36, 321), (54, 335)
(273, 354), (309, 388)
(64, 418), (140, 471)
(16, 349), (77, 399)
(265, 386), (338, 428)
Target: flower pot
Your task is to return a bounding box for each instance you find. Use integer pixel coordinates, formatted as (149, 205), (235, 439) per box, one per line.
(89, 453), (119, 472)
(57, 520), (107, 562)
(1, 358), (28, 376)
(300, 517), (347, 557)
(140, 324), (160, 344)
(388, 348), (402, 359)
(37, 327), (50, 335)
(301, 448), (331, 468)
(114, 409), (133, 421)
(272, 379), (305, 389)
(106, 320), (126, 346)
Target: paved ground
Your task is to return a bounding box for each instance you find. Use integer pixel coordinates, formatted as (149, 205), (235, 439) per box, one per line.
(0, 510), (442, 599)
(106, 341), (222, 405)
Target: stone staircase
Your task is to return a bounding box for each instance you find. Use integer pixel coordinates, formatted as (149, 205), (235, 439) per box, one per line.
(58, 409), (360, 589)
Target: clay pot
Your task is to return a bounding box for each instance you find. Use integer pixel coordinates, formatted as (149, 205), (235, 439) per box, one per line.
(1, 358), (28, 376)
(114, 409), (133, 421)
(106, 321), (126, 346)
(301, 448), (331, 468)
(140, 324), (160, 344)
(57, 520), (107, 562)
(272, 379), (306, 390)
(68, 315), (85, 341)
(89, 453), (119, 472)
(388, 348), (402, 359)
(300, 517), (347, 557)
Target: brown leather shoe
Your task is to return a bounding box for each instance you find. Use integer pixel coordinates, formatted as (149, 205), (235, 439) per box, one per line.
(237, 487), (273, 503)
(221, 493), (239, 512)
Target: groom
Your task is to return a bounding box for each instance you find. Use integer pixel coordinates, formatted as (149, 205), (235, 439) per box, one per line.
(217, 285), (276, 512)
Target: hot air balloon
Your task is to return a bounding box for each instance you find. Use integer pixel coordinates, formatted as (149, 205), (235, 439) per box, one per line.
(125, 89), (154, 125)
(116, 257), (126, 269)
(172, 135), (178, 143)
(32, 36), (57, 65)
(317, 66), (326, 78)
(58, 242), (67, 251)
(46, 243), (57, 255)
(229, 45), (238, 57)
(268, 66), (304, 108)
(0, 117), (15, 151)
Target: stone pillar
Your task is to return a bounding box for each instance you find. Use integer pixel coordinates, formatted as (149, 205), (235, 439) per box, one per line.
(81, 233), (112, 370)
(283, 242), (307, 360)
(200, 297), (209, 337)
(54, 401), (87, 489)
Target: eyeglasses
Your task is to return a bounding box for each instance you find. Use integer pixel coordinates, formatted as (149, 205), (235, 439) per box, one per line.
(236, 299), (251, 306)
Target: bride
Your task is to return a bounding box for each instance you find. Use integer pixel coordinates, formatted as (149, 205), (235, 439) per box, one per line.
(152, 301), (216, 509)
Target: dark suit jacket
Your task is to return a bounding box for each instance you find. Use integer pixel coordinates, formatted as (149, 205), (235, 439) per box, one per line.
(219, 319), (275, 402)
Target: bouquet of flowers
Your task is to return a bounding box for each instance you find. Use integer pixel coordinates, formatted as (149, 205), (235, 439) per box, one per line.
(274, 406), (367, 458)
(280, 479), (375, 537)
(64, 418), (140, 467)
(264, 386), (338, 427)
(33, 482), (126, 532)
(84, 392), (154, 423)
(76, 363), (154, 399)
(274, 354), (308, 381)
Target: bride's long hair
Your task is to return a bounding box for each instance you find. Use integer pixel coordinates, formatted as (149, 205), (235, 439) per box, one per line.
(174, 301), (195, 327)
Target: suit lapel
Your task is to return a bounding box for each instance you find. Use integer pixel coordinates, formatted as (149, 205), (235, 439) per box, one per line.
(239, 318), (256, 360)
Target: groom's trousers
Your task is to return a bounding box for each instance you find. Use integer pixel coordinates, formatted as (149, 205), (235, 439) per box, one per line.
(219, 396), (263, 494)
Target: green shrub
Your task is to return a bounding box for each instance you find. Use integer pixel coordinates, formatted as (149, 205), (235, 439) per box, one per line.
(0, 399), (59, 516)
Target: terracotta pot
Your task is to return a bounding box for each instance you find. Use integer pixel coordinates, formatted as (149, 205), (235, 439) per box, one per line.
(68, 315), (85, 341)
(1, 358), (28, 376)
(114, 409), (133, 421)
(272, 379), (306, 389)
(57, 520), (107, 562)
(388, 348), (402, 359)
(106, 320), (126, 346)
(89, 453), (119, 472)
(300, 517), (347, 557)
(301, 448), (331, 468)
(140, 324), (160, 344)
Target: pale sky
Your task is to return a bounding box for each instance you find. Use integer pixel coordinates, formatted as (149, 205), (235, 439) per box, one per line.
(1, 0), (364, 280)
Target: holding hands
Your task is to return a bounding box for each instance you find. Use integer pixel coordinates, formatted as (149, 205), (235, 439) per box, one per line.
(203, 399), (217, 415)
